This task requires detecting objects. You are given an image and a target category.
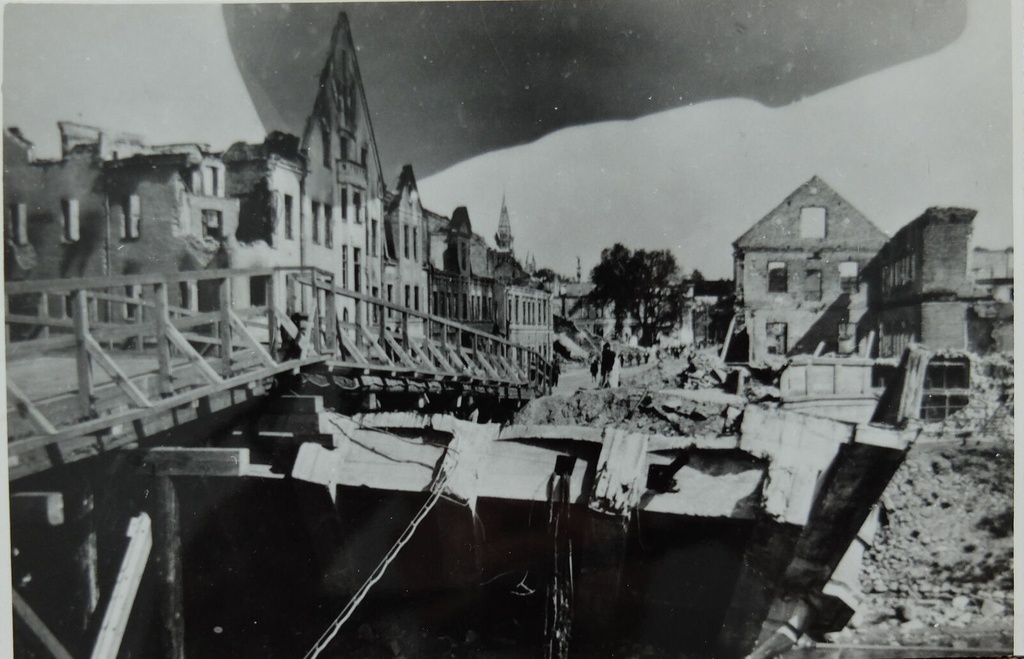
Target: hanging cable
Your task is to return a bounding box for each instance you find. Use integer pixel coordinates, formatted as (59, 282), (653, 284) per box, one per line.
(302, 475), (448, 659)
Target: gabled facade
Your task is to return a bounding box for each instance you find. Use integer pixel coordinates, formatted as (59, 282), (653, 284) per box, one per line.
(383, 165), (430, 336)
(299, 11), (386, 326)
(732, 176), (888, 362)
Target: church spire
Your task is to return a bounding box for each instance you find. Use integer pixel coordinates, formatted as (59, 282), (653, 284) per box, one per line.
(495, 193), (514, 254)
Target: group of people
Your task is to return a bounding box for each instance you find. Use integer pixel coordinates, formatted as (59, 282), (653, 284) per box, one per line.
(589, 342), (621, 388)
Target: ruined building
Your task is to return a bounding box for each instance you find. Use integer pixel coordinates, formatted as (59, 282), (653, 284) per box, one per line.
(4, 122), (239, 313)
(732, 176), (888, 362)
(863, 207), (1013, 357)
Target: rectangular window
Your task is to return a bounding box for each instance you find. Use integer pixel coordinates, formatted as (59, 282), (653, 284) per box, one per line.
(804, 269), (822, 302)
(202, 209), (223, 240)
(766, 322), (788, 356)
(249, 275), (269, 307)
(403, 225), (410, 259)
(321, 124), (332, 168)
(432, 291), (438, 315)
(124, 195), (141, 239)
(387, 284), (394, 318)
(361, 146), (368, 167)
(62, 198), (80, 242)
(839, 261), (859, 293)
(340, 137), (349, 161)
(412, 227), (419, 261)
(284, 194), (294, 240)
(325, 204), (333, 248)
(414, 286), (420, 311)
(311, 202), (321, 244)
(341, 188), (349, 221)
(799, 207), (826, 239)
(768, 261), (788, 293)
(353, 191), (362, 223)
(371, 286), (379, 323)
(342, 246), (349, 289)
(462, 293), (468, 319)
(353, 248), (361, 292)
(371, 219), (378, 256)
(921, 357), (971, 420)
(9, 203), (28, 245)
(404, 285), (411, 308)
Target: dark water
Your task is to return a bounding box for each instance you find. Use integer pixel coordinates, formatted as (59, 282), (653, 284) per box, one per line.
(10, 454), (753, 659)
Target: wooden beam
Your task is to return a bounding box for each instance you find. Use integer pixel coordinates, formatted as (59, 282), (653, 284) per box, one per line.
(11, 590), (76, 659)
(219, 277), (234, 376)
(154, 283), (173, 396)
(90, 513), (153, 659)
(336, 315), (369, 365)
(137, 448), (251, 477)
(422, 339), (454, 373)
(154, 478), (185, 659)
(72, 289), (95, 417)
(67, 476), (100, 631)
(164, 323), (224, 384)
(357, 322), (393, 365)
(7, 380), (58, 434)
(10, 491), (64, 526)
(84, 336), (153, 408)
(380, 327), (418, 369)
(228, 309), (277, 369)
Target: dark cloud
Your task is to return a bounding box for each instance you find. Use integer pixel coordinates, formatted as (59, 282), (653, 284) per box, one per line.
(224, 1), (966, 180)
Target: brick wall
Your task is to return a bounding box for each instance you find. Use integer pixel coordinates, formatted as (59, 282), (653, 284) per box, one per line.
(920, 301), (967, 351)
(4, 144), (108, 281)
(920, 216), (973, 295)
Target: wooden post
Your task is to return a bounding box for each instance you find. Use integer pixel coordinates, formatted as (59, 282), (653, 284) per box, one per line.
(154, 283), (173, 396)
(154, 477), (185, 659)
(267, 273), (278, 356)
(72, 289), (95, 417)
(66, 475), (100, 632)
(219, 277), (233, 376)
(38, 292), (50, 339)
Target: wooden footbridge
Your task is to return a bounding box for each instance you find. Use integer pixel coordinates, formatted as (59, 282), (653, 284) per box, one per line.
(6, 266), (554, 480)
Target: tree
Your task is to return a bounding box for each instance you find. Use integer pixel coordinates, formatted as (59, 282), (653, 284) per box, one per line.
(533, 267), (563, 284)
(588, 244), (685, 345)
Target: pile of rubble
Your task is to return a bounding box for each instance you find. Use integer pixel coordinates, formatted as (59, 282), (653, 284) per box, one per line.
(513, 386), (743, 437)
(831, 441), (1013, 649)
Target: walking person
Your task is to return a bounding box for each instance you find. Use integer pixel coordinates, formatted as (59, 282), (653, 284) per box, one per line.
(600, 342), (615, 388)
(590, 355), (599, 384)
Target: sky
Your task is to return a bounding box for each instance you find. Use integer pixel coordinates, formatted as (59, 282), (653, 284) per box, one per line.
(2, 1), (1013, 279)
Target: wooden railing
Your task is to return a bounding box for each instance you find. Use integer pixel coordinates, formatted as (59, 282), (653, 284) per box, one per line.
(5, 267), (553, 452)
(279, 266), (555, 391)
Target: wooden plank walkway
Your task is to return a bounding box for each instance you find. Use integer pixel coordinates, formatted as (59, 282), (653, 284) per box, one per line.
(7, 267), (554, 480)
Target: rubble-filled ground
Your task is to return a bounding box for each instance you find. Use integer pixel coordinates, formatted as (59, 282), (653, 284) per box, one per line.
(536, 350), (1014, 652)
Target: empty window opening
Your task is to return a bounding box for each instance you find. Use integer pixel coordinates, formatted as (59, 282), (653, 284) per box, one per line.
(766, 322), (788, 356)
(799, 207), (826, 239)
(804, 269), (822, 302)
(202, 209), (223, 240)
(62, 198), (80, 242)
(839, 261), (859, 293)
(768, 262), (788, 293)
